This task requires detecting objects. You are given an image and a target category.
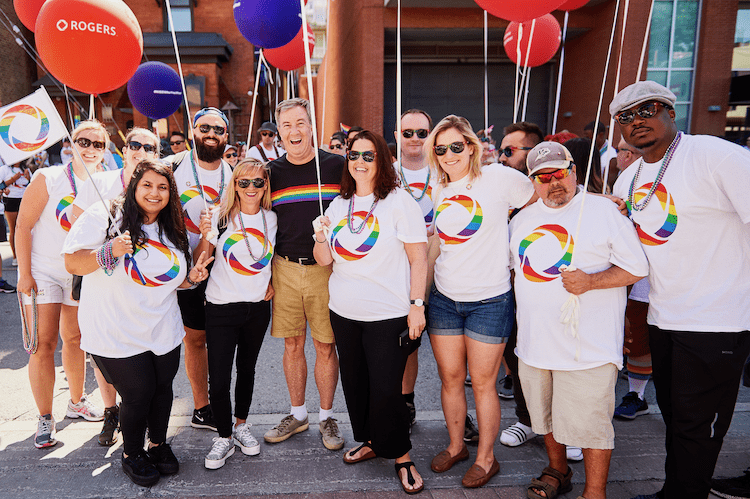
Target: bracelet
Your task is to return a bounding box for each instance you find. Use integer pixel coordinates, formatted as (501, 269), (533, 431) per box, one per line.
(95, 240), (119, 276)
(312, 233), (327, 243)
(185, 272), (199, 286)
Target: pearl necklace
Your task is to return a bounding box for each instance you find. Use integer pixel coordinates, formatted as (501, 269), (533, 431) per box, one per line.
(628, 132), (682, 212)
(237, 210), (268, 263)
(347, 195), (378, 234)
(399, 164), (431, 201)
(190, 153), (225, 204)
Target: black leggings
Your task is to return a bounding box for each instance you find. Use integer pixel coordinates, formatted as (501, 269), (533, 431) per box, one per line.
(330, 311), (411, 459)
(206, 300), (271, 438)
(93, 345), (181, 456)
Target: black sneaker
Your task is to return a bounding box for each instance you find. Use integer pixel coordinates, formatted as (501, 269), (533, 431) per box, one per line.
(191, 405), (217, 431)
(0, 279), (16, 293)
(122, 450), (159, 487)
(711, 468), (750, 499)
(98, 405), (119, 446)
(463, 414), (479, 444)
(147, 442), (179, 475)
(498, 375), (514, 399)
(614, 391), (649, 420)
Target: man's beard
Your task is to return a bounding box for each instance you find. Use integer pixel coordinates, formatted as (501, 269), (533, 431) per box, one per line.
(195, 136), (226, 163)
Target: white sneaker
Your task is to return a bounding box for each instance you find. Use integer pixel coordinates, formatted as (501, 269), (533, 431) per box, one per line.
(205, 436), (235, 469)
(12, 258), (18, 266)
(66, 395), (104, 421)
(233, 423), (260, 456)
(500, 421), (536, 447)
(566, 446), (584, 461)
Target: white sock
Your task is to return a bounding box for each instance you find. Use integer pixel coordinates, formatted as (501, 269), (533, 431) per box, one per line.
(628, 376), (649, 399)
(319, 407), (334, 422)
(291, 404), (308, 421)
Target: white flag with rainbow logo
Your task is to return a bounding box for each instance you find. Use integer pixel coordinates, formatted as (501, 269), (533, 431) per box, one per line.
(0, 87), (67, 165)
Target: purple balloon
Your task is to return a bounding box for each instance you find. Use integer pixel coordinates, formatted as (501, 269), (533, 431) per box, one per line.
(127, 62), (183, 120)
(234, 0), (301, 49)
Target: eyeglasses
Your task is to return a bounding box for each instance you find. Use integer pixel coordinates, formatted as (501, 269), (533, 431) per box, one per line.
(402, 129), (429, 139)
(434, 141), (466, 156)
(531, 166), (573, 184)
(236, 178), (266, 189)
(330, 143), (344, 150)
(126, 141), (157, 154)
(479, 137), (490, 143)
(500, 146), (533, 158)
(260, 131), (275, 137)
(169, 139), (184, 146)
(196, 123), (227, 136)
(75, 137), (106, 151)
(224, 152), (238, 158)
(615, 102), (668, 125)
(347, 150), (376, 162)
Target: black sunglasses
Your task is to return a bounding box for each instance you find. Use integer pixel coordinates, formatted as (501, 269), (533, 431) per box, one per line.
(260, 131), (275, 137)
(196, 123), (226, 136)
(402, 129), (429, 139)
(501, 145), (533, 158)
(330, 143), (344, 150)
(126, 141), (157, 154)
(224, 152), (238, 158)
(615, 102), (669, 125)
(236, 178), (266, 189)
(75, 137), (106, 151)
(169, 140), (184, 146)
(434, 141), (466, 156)
(347, 150), (376, 162)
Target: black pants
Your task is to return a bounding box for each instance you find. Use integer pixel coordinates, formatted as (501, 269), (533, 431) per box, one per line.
(649, 326), (750, 499)
(503, 320), (531, 426)
(93, 345), (181, 456)
(330, 311), (411, 459)
(205, 300), (271, 438)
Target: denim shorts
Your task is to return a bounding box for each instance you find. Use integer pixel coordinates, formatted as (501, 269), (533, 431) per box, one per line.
(428, 286), (514, 345)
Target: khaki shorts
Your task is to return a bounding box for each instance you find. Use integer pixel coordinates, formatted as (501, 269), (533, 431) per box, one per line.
(519, 360), (617, 450)
(271, 256), (334, 344)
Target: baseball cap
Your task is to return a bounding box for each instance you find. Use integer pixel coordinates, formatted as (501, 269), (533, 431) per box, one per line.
(259, 122), (277, 134)
(526, 141), (574, 176)
(193, 107), (229, 127)
(609, 81), (676, 116)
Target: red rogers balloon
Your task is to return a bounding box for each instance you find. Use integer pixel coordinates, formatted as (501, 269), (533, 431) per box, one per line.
(35, 0), (143, 95)
(558, 0), (590, 11)
(475, 0), (567, 23)
(264, 25), (316, 72)
(13, 0), (47, 32)
(504, 14), (562, 68)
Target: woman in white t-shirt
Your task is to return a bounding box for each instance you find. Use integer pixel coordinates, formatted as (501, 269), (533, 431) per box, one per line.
(0, 160), (31, 265)
(15, 120), (111, 449)
(63, 159), (212, 487)
(424, 115), (535, 488)
(313, 131), (428, 494)
(193, 158), (277, 470)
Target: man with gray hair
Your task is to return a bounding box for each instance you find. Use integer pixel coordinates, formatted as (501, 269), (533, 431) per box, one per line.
(610, 81), (750, 499)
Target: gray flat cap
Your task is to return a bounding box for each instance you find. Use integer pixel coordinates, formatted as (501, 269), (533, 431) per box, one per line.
(609, 81), (676, 116)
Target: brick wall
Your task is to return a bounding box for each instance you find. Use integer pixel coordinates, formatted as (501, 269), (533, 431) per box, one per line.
(0, 0), (37, 106)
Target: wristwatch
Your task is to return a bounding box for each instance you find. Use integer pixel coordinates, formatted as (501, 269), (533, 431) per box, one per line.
(410, 298), (424, 307)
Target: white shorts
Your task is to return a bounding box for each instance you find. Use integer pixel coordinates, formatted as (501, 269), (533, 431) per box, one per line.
(21, 273), (78, 307)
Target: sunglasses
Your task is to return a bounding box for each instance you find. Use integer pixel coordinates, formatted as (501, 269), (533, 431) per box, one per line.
(126, 141), (157, 154)
(531, 166), (573, 184)
(196, 123), (226, 136)
(224, 152), (238, 158)
(479, 137), (490, 143)
(501, 145), (533, 158)
(236, 178), (266, 189)
(615, 102), (668, 125)
(434, 141), (467, 156)
(260, 131), (275, 137)
(402, 129), (429, 139)
(169, 140), (184, 146)
(347, 150), (376, 162)
(75, 137), (106, 151)
(330, 143), (344, 150)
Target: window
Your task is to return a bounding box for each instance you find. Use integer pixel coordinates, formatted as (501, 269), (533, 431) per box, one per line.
(165, 0), (192, 32)
(647, 0), (701, 132)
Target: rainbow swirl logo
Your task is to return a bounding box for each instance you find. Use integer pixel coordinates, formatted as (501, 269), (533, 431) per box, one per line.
(330, 211), (379, 261)
(123, 239), (181, 287)
(222, 228), (274, 275)
(409, 182), (434, 225)
(628, 182), (677, 246)
(435, 195), (482, 244)
(0, 104), (50, 152)
(518, 224), (574, 282)
(180, 185), (220, 234)
(55, 194), (75, 232)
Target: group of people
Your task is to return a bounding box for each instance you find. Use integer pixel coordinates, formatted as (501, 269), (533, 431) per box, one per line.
(8, 80), (750, 499)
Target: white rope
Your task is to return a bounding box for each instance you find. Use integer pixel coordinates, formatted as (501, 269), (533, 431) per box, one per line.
(521, 67), (532, 122)
(513, 24), (523, 122)
(551, 11), (569, 135)
(396, 0), (402, 169)
(484, 10), (489, 131)
(63, 84), (75, 128)
(519, 19), (536, 122)
(560, 0), (622, 361)
(89, 94), (95, 120)
(637, 0), (655, 81)
(320, 0), (331, 145)
(246, 48), (265, 156)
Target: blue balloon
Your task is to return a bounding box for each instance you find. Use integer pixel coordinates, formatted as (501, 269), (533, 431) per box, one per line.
(234, 0), (301, 49)
(127, 62), (183, 120)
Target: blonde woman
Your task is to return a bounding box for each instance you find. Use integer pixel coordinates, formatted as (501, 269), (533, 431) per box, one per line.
(195, 158), (277, 469)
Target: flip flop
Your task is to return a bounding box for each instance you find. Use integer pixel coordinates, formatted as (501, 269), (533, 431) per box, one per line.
(395, 461), (424, 495)
(343, 442), (376, 464)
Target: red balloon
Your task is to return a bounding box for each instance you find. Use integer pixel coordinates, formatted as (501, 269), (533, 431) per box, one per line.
(503, 14), (562, 68)
(475, 0), (567, 22)
(35, 0), (143, 95)
(13, 0), (47, 32)
(264, 24), (315, 72)
(558, 0), (590, 11)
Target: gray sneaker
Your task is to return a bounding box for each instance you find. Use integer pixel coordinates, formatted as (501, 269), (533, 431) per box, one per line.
(205, 436), (235, 469)
(319, 417), (344, 450)
(233, 422), (260, 456)
(34, 414), (57, 449)
(263, 414), (309, 443)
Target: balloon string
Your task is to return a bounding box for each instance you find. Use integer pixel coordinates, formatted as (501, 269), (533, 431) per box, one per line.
(551, 11), (569, 135)
(396, 0), (402, 171)
(246, 49), (265, 157)
(63, 84), (75, 128)
(521, 67), (532, 122)
(513, 25), (522, 122)
(89, 94), (95, 120)
(483, 10), (489, 132)
(637, 0), (655, 81)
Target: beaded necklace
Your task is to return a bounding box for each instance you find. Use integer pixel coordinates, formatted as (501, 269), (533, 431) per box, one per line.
(237, 209), (269, 263)
(628, 131), (682, 212)
(398, 163), (431, 201)
(65, 162), (79, 196)
(120, 168), (126, 189)
(347, 195), (378, 234)
(190, 153), (225, 204)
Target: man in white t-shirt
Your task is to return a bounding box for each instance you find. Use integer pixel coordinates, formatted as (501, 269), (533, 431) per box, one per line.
(610, 81), (750, 499)
(510, 141), (648, 499)
(247, 121), (284, 162)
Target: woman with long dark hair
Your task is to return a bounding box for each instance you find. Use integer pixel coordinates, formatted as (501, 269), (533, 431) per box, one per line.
(63, 159), (213, 487)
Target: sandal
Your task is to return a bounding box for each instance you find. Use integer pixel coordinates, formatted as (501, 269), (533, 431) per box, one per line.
(395, 461), (424, 495)
(343, 442), (376, 464)
(527, 466), (573, 499)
